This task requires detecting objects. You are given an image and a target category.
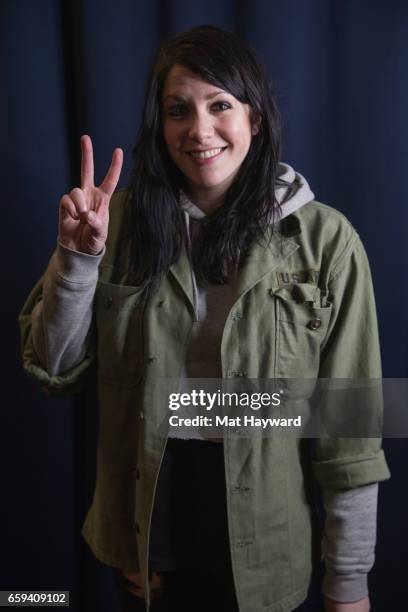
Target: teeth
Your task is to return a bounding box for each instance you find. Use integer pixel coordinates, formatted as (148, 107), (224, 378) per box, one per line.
(190, 147), (224, 159)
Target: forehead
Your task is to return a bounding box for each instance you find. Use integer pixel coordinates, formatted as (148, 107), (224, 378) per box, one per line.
(162, 64), (227, 99)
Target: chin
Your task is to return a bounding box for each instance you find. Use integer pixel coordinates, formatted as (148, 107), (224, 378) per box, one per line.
(191, 172), (229, 187)
(192, 180), (225, 190)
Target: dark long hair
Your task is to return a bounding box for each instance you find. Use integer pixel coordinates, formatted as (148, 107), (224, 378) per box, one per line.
(123, 25), (288, 290)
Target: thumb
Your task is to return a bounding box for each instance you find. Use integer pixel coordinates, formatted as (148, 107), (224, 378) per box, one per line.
(85, 210), (105, 240)
(86, 210), (97, 224)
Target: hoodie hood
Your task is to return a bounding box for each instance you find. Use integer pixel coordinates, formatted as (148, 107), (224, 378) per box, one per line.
(180, 162), (314, 221)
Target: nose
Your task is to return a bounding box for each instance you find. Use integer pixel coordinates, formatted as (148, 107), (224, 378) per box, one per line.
(187, 111), (215, 142)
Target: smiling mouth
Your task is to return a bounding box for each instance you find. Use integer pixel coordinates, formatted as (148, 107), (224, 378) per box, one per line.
(187, 146), (228, 159)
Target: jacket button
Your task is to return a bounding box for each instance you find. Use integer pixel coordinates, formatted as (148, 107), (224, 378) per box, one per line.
(308, 317), (322, 330)
(140, 411), (144, 420)
(104, 295), (113, 308)
(235, 539), (252, 548)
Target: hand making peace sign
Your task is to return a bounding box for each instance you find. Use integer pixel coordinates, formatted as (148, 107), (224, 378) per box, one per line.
(59, 135), (123, 255)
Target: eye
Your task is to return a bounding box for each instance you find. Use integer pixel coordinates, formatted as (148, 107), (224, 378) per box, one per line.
(166, 104), (187, 117)
(165, 100), (232, 118)
(212, 101), (231, 111)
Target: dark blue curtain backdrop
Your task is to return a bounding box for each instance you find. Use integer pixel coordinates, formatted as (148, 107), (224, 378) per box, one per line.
(3, 1), (407, 610)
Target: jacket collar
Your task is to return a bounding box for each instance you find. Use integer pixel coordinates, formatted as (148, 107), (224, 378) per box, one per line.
(235, 229), (300, 299)
(169, 239), (195, 313)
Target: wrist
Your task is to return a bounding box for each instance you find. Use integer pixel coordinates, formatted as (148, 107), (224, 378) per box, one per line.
(53, 239), (105, 283)
(324, 595), (370, 612)
(323, 571), (368, 604)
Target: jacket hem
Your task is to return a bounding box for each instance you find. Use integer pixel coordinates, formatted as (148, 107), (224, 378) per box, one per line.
(81, 524), (140, 571)
(253, 584), (309, 612)
(83, 518), (309, 612)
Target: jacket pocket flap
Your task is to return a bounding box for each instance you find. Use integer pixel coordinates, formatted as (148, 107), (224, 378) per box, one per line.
(273, 282), (320, 305)
(95, 280), (145, 311)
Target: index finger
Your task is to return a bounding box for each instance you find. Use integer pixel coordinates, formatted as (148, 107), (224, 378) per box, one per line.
(81, 134), (94, 189)
(99, 148), (123, 197)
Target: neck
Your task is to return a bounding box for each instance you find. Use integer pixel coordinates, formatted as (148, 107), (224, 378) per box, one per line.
(184, 186), (225, 216)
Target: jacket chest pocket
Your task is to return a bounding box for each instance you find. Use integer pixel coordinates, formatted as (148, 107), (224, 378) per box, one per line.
(94, 281), (145, 385)
(272, 283), (332, 379)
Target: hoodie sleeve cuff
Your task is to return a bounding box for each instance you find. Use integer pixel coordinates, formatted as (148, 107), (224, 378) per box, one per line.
(53, 240), (106, 284)
(322, 571), (368, 603)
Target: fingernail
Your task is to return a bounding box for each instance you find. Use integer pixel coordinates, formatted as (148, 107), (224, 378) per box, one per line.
(88, 211), (95, 222)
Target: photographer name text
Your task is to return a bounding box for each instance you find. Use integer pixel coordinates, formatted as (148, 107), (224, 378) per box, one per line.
(169, 415), (302, 428)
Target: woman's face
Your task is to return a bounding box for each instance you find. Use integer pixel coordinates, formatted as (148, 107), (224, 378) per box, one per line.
(162, 64), (259, 208)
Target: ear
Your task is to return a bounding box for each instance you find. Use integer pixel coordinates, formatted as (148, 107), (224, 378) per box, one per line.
(250, 112), (262, 136)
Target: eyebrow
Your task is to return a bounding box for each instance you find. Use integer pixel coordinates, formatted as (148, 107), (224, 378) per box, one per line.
(163, 90), (227, 103)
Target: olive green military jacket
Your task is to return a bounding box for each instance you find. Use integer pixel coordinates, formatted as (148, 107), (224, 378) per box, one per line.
(19, 191), (390, 612)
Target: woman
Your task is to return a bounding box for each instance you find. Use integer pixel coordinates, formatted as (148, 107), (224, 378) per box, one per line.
(19, 25), (390, 612)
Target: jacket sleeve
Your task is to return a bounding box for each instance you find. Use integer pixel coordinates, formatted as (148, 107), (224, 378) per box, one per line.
(312, 232), (390, 489)
(18, 189), (129, 396)
(18, 242), (103, 395)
